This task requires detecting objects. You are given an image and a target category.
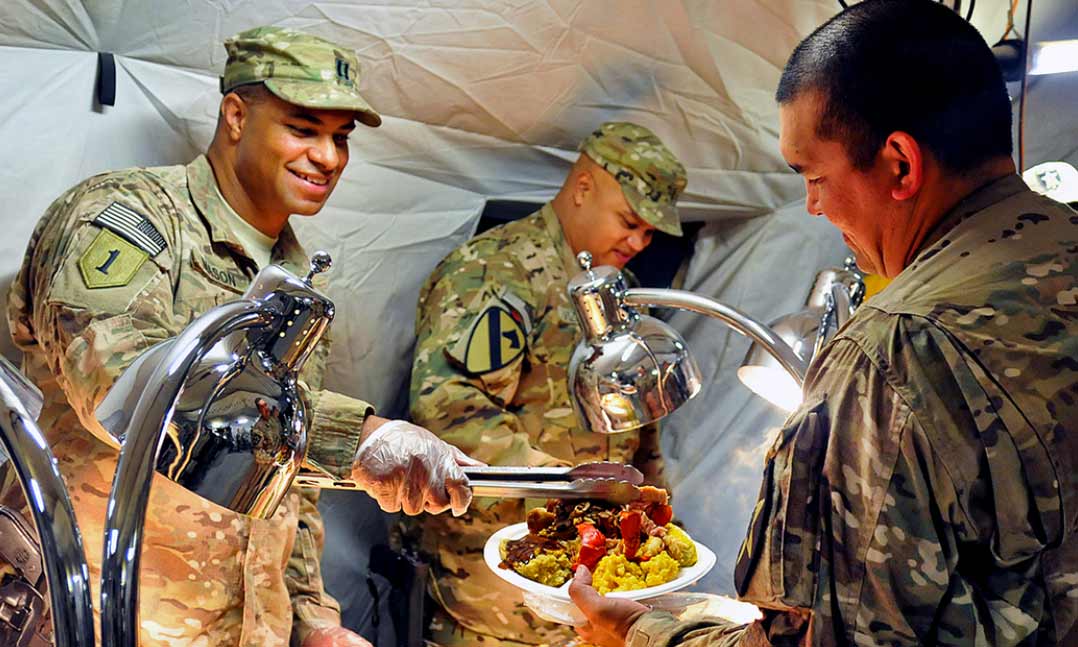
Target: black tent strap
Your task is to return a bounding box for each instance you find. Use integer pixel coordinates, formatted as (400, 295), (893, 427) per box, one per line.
(97, 52), (116, 106)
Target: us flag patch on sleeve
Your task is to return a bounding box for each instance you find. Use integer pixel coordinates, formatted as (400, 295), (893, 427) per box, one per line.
(92, 202), (167, 257)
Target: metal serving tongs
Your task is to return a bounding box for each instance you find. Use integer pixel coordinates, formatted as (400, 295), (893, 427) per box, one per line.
(293, 461), (645, 505)
(463, 462), (644, 505)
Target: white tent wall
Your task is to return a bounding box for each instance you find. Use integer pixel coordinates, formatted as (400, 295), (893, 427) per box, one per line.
(1, 0), (1074, 637)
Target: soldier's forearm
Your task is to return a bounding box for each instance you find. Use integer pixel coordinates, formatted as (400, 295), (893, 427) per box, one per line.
(304, 389), (375, 479)
(358, 414), (390, 447)
(627, 612), (749, 647)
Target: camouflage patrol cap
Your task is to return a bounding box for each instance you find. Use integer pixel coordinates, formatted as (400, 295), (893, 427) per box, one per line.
(221, 26), (381, 127)
(579, 122), (688, 236)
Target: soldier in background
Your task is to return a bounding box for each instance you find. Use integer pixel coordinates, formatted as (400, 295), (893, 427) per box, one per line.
(409, 122), (687, 645)
(2, 26), (477, 647)
(568, 1), (1078, 645)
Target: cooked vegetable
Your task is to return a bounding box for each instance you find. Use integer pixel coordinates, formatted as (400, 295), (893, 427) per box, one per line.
(638, 535), (665, 561)
(511, 550), (573, 587)
(574, 522), (607, 571)
(620, 510), (642, 559)
(662, 524), (697, 567)
(498, 487), (698, 593)
(651, 503), (673, 526)
(526, 507), (556, 534)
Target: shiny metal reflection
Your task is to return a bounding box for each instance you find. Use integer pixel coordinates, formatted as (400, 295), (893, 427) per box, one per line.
(568, 253), (701, 434)
(568, 252), (811, 432)
(0, 354), (94, 647)
(96, 253), (336, 647)
(737, 260), (864, 411)
(570, 311), (702, 434)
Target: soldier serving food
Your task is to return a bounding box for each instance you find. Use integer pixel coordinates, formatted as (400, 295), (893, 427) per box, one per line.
(1, 26), (478, 647)
(408, 122), (688, 646)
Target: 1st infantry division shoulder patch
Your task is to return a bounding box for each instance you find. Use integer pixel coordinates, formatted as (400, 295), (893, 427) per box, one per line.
(77, 202), (167, 289)
(78, 229), (149, 289)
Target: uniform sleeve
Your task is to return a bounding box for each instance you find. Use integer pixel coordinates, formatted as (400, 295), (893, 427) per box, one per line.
(409, 255), (564, 467)
(628, 335), (965, 646)
(303, 389), (374, 478)
(625, 612), (757, 647)
(292, 322), (374, 478)
(12, 176), (184, 448)
(286, 488), (343, 645)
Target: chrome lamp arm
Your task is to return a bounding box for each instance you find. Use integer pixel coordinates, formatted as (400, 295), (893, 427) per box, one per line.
(568, 253), (865, 428)
(0, 355), (95, 647)
(622, 288), (808, 386)
(567, 251), (808, 434)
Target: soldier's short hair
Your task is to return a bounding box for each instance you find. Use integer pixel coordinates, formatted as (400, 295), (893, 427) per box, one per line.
(776, 0), (1013, 174)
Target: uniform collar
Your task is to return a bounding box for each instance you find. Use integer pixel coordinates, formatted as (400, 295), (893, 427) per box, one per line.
(540, 203), (584, 280)
(186, 155), (309, 273)
(915, 173), (1029, 258)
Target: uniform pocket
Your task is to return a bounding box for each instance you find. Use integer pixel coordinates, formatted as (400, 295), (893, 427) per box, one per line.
(735, 397), (829, 610)
(774, 401), (829, 605)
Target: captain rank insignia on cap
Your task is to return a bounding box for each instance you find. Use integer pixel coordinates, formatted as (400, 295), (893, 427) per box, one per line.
(78, 202), (167, 289)
(450, 292), (531, 375)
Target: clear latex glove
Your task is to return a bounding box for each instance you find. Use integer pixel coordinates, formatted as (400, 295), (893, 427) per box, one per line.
(351, 419), (483, 516)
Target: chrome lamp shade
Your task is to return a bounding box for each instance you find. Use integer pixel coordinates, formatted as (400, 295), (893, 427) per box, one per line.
(738, 261), (864, 412)
(736, 309), (818, 413)
(567, 251), (813, 432)
(567, 255), (702, 434)
(569, 303), (702, 434)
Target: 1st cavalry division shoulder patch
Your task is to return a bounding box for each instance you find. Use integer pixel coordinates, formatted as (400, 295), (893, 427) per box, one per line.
(453, 297), (529, 375)
(78, 202), (167, 289)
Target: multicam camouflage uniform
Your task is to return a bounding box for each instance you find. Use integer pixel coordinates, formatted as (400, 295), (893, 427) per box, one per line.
(622, 176), (1078, 646)
(3, 154), (374, 646)
(409, 123), (688, 646)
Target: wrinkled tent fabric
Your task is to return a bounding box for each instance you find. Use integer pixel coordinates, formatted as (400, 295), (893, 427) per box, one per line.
(1, 0), (1074, 637)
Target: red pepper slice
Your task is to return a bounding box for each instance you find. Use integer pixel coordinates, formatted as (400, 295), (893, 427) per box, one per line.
(620, 510), (643, 560)
(650, 504), (673, 527)
(573, 522), (607, 571)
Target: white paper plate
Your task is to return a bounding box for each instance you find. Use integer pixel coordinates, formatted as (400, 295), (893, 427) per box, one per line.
(484, 522), (716, 625)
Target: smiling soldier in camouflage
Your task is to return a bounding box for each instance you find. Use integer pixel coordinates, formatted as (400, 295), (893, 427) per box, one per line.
(2, 26), (477, 647)
(408, 122), (687, 646)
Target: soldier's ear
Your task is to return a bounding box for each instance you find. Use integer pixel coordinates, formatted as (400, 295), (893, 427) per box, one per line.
(220, 93), (248, 143)
(882, 131), (923, 201)
(573, 169), (594, 207)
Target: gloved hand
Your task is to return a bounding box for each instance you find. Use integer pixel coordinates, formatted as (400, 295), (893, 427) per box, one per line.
(351, 419), (483, 516)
